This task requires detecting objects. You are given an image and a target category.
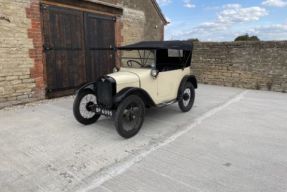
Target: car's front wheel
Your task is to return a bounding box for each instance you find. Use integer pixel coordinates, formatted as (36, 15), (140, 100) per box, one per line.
(178, 82), (195, 112)
(114, 95), (145, 139)
(73, 90), (101, 125)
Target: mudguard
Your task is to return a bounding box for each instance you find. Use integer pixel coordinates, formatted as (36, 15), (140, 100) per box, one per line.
(182, 75), (197, 88)
(75, 82), (97, 95)
(178, 75), (198, 99)
(114, 87), (156, 107)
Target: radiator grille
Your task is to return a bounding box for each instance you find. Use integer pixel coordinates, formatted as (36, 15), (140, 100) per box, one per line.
(96, 77), (115, 108)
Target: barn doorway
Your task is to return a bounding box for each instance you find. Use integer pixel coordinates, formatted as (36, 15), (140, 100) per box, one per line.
(41, 4), (116, 97)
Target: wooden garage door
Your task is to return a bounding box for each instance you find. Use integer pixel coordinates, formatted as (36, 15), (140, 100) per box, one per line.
(41, 5), (115, 96)
(85, 13), (116, 82)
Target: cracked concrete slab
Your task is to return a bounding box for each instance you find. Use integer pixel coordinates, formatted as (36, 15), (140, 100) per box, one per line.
(90, 88), (287, 192)
(1, 85), (286, 192)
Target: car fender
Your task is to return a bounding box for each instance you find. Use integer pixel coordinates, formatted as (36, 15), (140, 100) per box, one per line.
(177, 75), (198, 99)
(114, 87), (156, 107)
(76, 82), (97, 95)
(182, 75), (198, 88)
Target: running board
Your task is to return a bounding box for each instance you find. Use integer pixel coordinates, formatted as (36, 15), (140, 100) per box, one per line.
(156, 100), (177, 108)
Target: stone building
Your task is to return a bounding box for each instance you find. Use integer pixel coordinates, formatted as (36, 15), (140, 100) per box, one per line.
(0, 0), (168, 108)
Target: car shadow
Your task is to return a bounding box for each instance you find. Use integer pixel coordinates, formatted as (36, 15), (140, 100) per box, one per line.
(146, 105), (180, 116)
(76, 104), (199, 138)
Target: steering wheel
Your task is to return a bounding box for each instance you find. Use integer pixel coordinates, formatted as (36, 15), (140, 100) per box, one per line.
(127, 60), (143, 67)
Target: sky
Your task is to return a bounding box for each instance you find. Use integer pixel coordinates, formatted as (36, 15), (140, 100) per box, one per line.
(156, 0), (287, 41)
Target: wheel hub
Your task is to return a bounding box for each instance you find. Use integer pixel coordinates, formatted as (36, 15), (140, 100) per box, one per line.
(128, 113), (136, 121)
(122, 104), (140, 131)
(183, 88), (191, 107)
(86, 102), (95, 111)
(124, 108), (136, 122)
(183, 93), (190, 100)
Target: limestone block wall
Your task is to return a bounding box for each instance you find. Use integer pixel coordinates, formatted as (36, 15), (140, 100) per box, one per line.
(100, 0), (165, 45)
(192, 41), (287, 92)
(120, 0), (164, 45)
(0, 0), (44, 108)
(121, 7), (146, 45)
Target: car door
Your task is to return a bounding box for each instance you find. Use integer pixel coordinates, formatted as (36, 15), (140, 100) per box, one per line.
(157, 69), (183, 102)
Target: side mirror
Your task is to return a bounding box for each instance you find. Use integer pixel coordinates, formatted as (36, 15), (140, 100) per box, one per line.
(151, 69), (159, 79)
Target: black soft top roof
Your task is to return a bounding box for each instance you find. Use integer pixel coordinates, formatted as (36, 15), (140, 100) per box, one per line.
(118, 41), (193, 50)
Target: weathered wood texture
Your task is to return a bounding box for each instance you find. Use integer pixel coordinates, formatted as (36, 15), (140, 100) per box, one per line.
(42, 5), (115, 95)
(85, 13), (115, 82)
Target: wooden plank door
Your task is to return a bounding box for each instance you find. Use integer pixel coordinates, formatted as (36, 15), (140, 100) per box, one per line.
(85, 13), (116, 82)
(42, 5), (116, 96)
(41, 5), (86, 94)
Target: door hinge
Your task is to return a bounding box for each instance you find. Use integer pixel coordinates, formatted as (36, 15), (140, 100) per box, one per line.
(40, 4), (48, 10)
(43, 45), (51, 52)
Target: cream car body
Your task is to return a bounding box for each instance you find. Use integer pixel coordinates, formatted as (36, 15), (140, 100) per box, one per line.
(108, 67), (191, 104)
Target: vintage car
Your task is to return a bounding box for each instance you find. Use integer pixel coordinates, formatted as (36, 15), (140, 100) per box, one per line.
(73, 41), (198, 138)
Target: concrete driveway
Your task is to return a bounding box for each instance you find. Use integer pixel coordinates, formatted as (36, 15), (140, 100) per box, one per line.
(0, 85), (286, 192)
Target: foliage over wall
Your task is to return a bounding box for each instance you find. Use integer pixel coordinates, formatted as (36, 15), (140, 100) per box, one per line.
(234, 34), (260, 42)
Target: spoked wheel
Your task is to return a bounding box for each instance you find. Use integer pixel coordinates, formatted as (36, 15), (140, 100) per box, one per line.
(73, 90), (101, 125)
(115, 95), (145, 139)
(178, 82), (195, 112)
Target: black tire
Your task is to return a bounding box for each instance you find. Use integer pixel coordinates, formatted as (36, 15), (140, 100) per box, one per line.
(73, 90), (101, 125)
(178, 82), (195, 112)
(115, 95), (145, 139)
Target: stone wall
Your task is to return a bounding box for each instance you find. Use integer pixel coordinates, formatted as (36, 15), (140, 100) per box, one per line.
(192, 41), (287, 92)
(0, 0), (44, 108)
(0, 0), (165, 108)
(99, 0), (165, 45)
(120, 0), (164, 45)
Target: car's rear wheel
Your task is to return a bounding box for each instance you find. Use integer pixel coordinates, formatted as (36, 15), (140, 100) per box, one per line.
(73, 90), (101, 125)
(178, 82), (195, 112)
(115, 95), (145, 139)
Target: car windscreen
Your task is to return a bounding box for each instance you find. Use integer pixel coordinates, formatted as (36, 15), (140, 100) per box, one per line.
(120, 50), (155, 68)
